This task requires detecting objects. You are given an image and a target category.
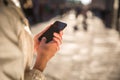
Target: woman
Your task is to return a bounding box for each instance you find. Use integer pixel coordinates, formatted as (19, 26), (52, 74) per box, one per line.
(0, 0), (63, 80)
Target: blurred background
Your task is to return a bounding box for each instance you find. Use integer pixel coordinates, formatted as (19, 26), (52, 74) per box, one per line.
(20, 0), (120, 80)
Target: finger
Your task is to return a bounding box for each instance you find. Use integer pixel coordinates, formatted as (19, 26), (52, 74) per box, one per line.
(53, 37), (62, 46)
(47, 40), (60, 52)
(40, 37), (47, 45)
(53, 33), (62, 40)
(55, 45), (60, 51)
(60, 31), (63, 36)
(51, 40), (60, 51)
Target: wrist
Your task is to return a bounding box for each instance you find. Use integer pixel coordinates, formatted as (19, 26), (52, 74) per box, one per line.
(34, 56), (48, 72)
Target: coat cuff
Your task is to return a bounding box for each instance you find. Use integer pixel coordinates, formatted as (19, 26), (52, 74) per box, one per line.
(25, 69), (46, 80)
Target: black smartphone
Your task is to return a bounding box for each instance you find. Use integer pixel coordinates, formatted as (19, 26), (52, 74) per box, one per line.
(38, 21), (67, 43)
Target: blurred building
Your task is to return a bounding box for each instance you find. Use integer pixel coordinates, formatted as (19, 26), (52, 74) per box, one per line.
(90, 0), (114, 28)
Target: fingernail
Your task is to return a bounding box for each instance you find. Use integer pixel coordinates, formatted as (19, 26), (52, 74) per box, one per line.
(42, 37), (46, 40)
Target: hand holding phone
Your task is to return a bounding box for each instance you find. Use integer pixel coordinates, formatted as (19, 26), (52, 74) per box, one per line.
(38, 21), (67, 43)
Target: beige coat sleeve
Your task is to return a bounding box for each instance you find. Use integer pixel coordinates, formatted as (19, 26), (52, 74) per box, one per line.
(25, 69), (46, 80)
(0, 3), (46, 80)
(0, 5), (24, 80)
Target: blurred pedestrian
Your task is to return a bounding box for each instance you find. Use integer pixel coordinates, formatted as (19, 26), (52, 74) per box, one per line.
(81, 6), (89, 31)
(0, 0), (63, 80)
(73, 25), (79, 33)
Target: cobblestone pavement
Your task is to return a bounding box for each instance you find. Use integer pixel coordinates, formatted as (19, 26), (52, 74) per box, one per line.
(31, 10), (120, 80)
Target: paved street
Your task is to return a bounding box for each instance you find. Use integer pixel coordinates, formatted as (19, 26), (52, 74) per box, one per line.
(31, 10), (120, 80)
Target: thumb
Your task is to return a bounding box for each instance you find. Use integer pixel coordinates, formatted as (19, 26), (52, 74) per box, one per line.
(41, 37), (47, 45)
